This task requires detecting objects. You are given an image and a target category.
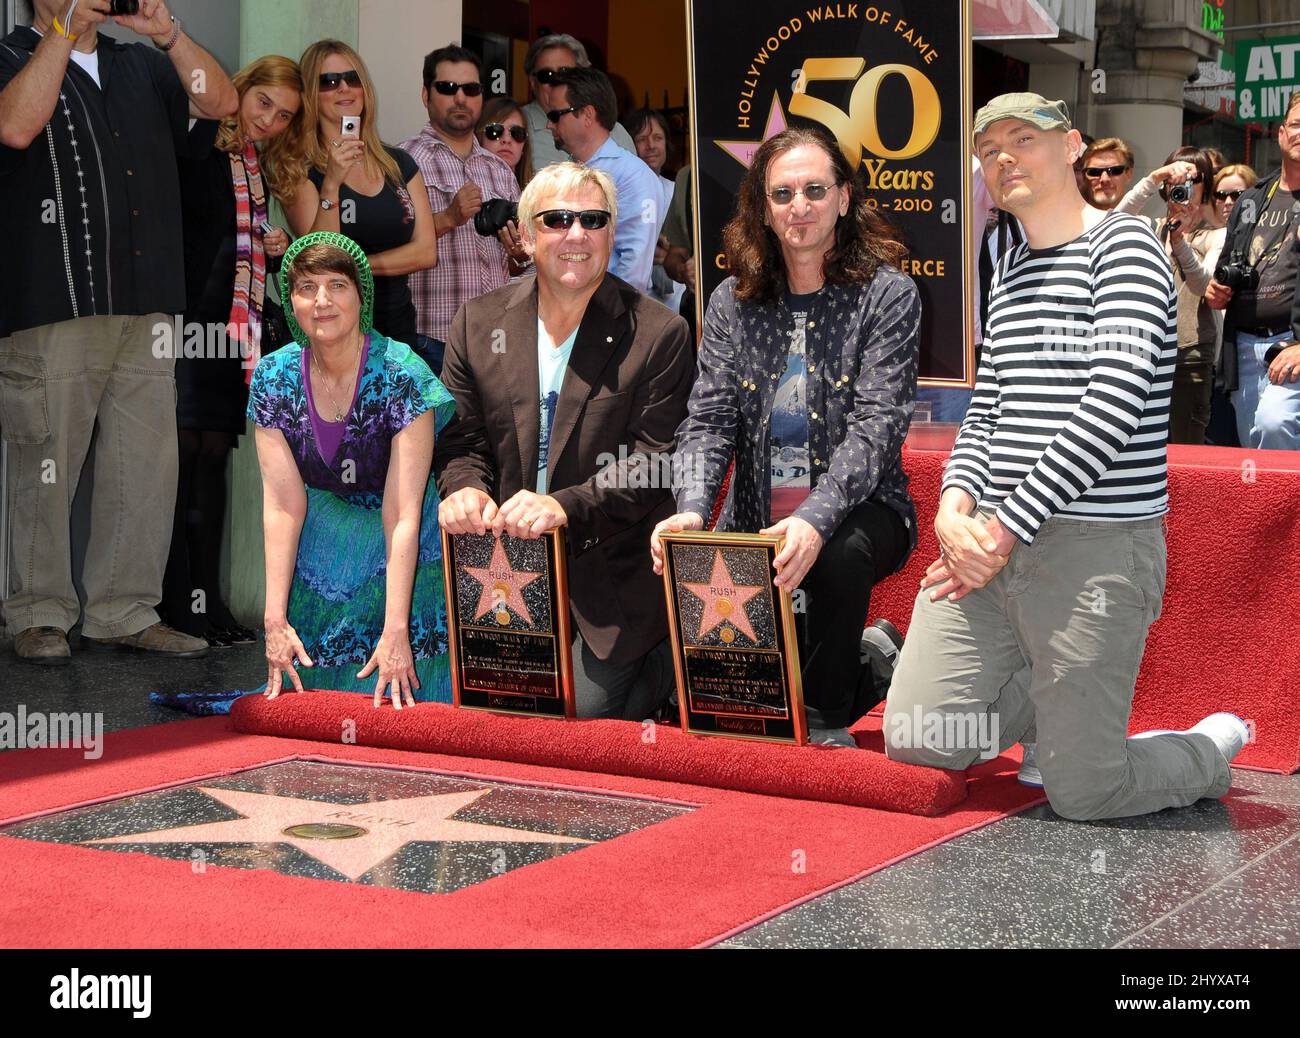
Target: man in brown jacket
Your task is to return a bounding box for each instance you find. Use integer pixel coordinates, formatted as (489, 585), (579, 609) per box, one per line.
(435, 162), (694, 718)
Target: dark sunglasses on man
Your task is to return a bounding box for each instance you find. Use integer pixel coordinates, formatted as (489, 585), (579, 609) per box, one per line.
(1082, 164), (1130, 179)
(547, 106), (581, 124)
(484, 123), (529, 143)
(534, 209), (611, 230)
(319, 70), (363, 91)
(535, 67), (574, 84)
(433, 80), (483, 97)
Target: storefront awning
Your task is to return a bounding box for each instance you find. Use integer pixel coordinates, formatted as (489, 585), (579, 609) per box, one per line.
(973, 0), (1060, 41)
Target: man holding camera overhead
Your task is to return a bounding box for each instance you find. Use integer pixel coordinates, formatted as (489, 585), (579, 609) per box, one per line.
(1206, 91), (1300, 451)
(401, 44), (526, 376)
(0, 0), (236, 665)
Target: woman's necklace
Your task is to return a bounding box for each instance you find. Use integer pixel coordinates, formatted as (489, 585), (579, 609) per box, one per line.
(310, 337), (362, 423)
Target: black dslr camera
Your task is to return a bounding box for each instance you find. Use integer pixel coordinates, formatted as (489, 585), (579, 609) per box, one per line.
(474, 198), (518, 237)
(1214, 250), (1260, 291)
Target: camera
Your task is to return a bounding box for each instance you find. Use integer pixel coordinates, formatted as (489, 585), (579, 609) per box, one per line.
(110, 0), (141, 15)
(1167, 180), (1194, 204)
(474, 198), (518, 237)
(1214, 250), (1260, 291)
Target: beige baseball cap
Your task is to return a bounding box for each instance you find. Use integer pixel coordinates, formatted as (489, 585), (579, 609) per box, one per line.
(973, 92), (1072, 137)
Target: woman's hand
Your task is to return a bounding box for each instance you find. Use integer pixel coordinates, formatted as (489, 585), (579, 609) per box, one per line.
(650, 511), (705, 574)
(439, 487), (499, 535)
(1152, 160), (1198, 185)
(760, 516), (824, 591)
(262, 226), (290, 258)
(263, 619), (313, 699)
(497, 219), (530, 264)
(357, 627), (419, 709)
(322, 136), (366, 195)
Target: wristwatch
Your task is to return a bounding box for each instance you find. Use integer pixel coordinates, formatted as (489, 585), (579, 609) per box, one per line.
(319, 198), (338, 211)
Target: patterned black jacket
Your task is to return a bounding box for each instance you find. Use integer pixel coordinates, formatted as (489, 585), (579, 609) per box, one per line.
(674, 268), (919, 565)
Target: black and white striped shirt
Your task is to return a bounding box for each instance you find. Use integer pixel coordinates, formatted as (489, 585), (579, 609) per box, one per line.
(943, 212), (1175, 543)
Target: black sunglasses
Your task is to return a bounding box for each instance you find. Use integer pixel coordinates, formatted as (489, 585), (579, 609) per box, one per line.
(318, 70), (362, 92)
(432, 80), (483, 97)
(535, 67), (574, 84)
(1082, 164), (1130, 179)
(484, 123), (528, 143)
(546, 106), (580, 124)
(1215, 189), (1245, 202)
(535, 209), (611, 230)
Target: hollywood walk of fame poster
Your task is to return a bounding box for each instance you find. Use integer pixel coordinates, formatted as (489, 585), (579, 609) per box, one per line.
(686, 0), (975, 385)
(659, 530), (807, 745)
(442, 528), (576, 718)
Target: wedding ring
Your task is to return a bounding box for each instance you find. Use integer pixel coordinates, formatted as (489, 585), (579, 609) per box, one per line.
(332, 139), (341, 148)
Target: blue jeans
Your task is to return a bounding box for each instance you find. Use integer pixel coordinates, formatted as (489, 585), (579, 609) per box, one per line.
(1231, 330), (1300, 450)
(915, 385), (974, 424)
(413, 335), (445, 378)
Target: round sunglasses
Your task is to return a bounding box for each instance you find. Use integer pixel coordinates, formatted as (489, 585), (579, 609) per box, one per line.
(534, 209), (611, 230)
(319, 70), (362, 92)
(766, 183), (834, 205)
(484, 123), (528, 143)
(432, 80), (483, 97)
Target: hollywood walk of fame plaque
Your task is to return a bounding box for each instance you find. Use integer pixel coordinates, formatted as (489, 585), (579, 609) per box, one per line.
(659, 531), (807, 745)
(442, 528), (576, 717)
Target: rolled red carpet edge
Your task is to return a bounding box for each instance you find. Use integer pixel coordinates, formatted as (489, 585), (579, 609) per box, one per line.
(230, 691), (968, 816)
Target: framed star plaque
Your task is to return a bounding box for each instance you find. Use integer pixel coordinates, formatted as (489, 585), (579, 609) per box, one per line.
(442, 528), (576, 718)
(659, 531), (807, 745)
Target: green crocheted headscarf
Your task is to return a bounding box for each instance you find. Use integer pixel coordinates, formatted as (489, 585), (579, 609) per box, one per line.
(279, 231), (375, 349)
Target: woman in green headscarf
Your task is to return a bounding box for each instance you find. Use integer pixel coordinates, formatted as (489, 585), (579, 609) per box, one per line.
(246, 231), (455, 706)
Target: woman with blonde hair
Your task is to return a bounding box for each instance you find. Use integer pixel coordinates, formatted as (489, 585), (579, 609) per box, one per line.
(162, 54), (306, 648)
(284, 40), (437, 353)
(1211, 163), (1257, 228)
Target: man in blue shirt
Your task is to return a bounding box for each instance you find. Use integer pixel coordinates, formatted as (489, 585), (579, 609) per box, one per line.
(548, 68), (661, 293)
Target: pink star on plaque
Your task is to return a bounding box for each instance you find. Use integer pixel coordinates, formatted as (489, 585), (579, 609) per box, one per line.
(682, 549), (763, 644)
(464, 535), (543, 626)
(715, 93), (789, 170)
(87, 787), (589, 882)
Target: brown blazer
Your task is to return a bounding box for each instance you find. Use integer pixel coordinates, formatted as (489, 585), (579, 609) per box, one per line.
(435, 273), (695, 665)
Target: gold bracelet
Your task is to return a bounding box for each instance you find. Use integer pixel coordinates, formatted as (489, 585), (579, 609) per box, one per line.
(51, 15), (78, 42)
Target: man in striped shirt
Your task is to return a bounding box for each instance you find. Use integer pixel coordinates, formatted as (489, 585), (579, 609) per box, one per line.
(883, 94), (1248, 821)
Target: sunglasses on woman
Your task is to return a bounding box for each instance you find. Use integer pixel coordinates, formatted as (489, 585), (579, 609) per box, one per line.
(1215, 189), (1245, 202)
(535, 67), (574, 84)
(484, 123), (529, 143)
(534, 209), (611, 230)
(433, 80), (483, 97)
(319, 70), (363, 91)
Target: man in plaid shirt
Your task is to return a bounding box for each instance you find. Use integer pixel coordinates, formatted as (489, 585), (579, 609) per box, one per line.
(401, 44), (525, 374)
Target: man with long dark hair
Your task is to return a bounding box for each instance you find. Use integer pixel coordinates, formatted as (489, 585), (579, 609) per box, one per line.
(651, 126), (920, 746)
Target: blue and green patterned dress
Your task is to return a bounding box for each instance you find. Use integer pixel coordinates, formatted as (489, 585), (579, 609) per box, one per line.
(245, 332), (457, 699)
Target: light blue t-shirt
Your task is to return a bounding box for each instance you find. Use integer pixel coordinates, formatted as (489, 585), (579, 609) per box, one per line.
(537, 318), (578, 493)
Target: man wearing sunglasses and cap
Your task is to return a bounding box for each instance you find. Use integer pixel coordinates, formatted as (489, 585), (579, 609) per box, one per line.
(401, 45), (526, 376)
(436, 161), (694, 720)
(884, 93), (1249, 821)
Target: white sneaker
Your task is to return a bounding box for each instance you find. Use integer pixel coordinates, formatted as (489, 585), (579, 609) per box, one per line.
(808, 726), (858, 748)
(1130, 712), (1250, 765)
(1017, 742), (1043, 787)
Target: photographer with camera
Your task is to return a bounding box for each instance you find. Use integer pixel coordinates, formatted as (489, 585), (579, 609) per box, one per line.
(401, 45), (525, 377)
(1206, 93), (1300, 450)
(1116, 148), (1224, 444)
(0, 0), (237, 665)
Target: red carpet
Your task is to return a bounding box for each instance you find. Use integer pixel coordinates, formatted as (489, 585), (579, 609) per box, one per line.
(872, 444), (1300, 774)
(228, 691), (966, 816)
(0, 717), (1042, 948)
